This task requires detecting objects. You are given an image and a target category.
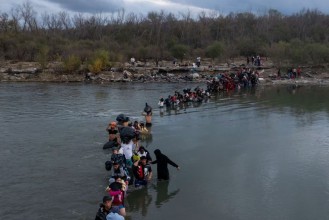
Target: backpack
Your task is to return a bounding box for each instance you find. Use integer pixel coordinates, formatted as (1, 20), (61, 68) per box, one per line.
(105, 161), (112, 171)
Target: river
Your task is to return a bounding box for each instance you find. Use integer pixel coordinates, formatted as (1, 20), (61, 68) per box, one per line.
(1, 83), (329, 220)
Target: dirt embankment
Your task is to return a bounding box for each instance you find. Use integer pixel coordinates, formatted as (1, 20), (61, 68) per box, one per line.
(1, 59), (329, 85)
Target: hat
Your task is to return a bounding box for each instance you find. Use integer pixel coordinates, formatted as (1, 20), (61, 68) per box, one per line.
(116, 114), (126, 122)
(132, 154), (140, 162)
(103, 195), (112, 203)
(140, 156), (147, 160)
(139, 146), (145, 151)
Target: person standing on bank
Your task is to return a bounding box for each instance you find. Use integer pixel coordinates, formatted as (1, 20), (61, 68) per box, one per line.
(151, 149), (180, 181)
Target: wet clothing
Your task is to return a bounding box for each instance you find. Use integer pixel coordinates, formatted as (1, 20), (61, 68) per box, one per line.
(110, 167), (127, 179)
(95, 205), (120, 220)
(132, 162), (152, 187)
(121, 141), (133, 167)
(152, 150), (178, 180)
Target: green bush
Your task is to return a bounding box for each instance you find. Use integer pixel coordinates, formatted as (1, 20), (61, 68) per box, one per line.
(268, 41), (291, 66)
(63, 55), (81, 73)
(88, 50), (110, 73)
(306, 43), (329, 64)
(205, 41), (223, 61)
(36, 45), (49, 69)
(170, 44), (189, 62)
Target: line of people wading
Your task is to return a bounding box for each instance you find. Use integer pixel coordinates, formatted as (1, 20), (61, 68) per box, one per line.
(96, 72), (264, 219)
(96, 104), (180, 220)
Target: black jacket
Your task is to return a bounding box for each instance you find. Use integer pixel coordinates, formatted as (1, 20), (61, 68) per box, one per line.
(151, 149), (178, 180)
(95, 205), (109, 220)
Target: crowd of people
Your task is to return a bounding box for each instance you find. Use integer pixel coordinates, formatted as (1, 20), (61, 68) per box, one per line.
(158, 86), (211, 110)
(96, 105), (180, 220)
(277, 67), (302, 79)
(96, 65), (265, 219)
(207, 68), (260, 92)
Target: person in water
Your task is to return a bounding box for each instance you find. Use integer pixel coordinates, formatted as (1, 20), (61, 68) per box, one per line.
(137, 146), (152, 163)
(143, 103), (152, 127)
(158, 97), (164, 108)
(109, 162), (129, 184)
(106, 121), (121, 144)
(111, 147), (127, 169)
(106, 176), (127, 216)
(95, 196), (125, 220)
(132, 156), (152, 187)
(151, 149), (180, 181)
(139, 122), (149, 134)
(118, 116), (134, 168)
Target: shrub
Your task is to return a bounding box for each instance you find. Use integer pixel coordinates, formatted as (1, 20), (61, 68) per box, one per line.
(88, 58), (103, 73)
(306, 43), (329, 64)
(205, 41), (223, 61)
(36, 45), (49, 69)
(170, 44), (189, 62)
(63, 55), (81, 73)
(88, 50), (110, 73)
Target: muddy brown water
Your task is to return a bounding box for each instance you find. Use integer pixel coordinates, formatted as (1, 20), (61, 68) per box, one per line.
(1, 83), (329, 220)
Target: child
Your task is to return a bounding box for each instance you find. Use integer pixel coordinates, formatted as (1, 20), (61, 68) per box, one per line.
(106, 176), (127, 216)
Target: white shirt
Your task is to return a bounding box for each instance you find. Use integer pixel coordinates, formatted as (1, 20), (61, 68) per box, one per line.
(121, 140), (133, 160)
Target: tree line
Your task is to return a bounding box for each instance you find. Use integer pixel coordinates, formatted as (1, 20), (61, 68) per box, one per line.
(1, 2), (329, 73)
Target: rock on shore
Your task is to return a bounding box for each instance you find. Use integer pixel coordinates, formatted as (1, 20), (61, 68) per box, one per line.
(0, 59), (329, 85)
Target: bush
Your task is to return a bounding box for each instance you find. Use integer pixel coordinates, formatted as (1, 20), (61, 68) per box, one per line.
(88, 58), (103, 73)
(88, 50), (110, 73)
(63, 55), (81, 73)
(170, 44), (189, 62)
(205, 41), (223, 61)
(268, 41), (291, 66)
(306, 43), (329, 64)
(36, 45), (49, 69)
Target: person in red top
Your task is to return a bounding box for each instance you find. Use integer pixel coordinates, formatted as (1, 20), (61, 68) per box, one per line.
(297, 67), (301, 78)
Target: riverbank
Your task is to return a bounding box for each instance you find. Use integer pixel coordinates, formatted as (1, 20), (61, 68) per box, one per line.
(1, 59), (329, 85)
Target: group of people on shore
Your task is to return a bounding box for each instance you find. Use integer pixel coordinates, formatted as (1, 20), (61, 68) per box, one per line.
(207, 68), (260, 92)
(277, 67), (302, 79)
(96, 105), (180, 220)
(247, 55), (263, 66)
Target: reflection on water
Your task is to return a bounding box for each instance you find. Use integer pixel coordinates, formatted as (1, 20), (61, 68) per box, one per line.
(1, 83), (329, 220)
(140, 127), (153, 148)
(153, 181), (180, 208)
(125, 181), (180, 219)
(126, 187), (152, 217)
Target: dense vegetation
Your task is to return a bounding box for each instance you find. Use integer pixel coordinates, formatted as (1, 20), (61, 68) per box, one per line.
(1, 2), (329, 73)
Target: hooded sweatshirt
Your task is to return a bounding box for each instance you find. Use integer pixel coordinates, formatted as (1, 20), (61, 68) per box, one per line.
(152, 149), (178, 180)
